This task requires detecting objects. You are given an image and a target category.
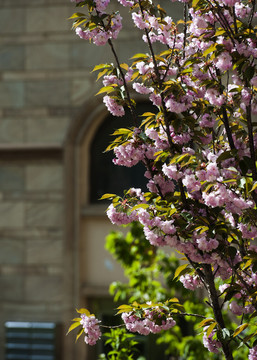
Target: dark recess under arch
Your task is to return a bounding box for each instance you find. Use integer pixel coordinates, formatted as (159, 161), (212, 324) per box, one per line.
(90, 102), (156, 203)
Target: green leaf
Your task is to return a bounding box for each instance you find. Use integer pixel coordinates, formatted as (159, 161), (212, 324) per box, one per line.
(192, 0), (200, 7)
(173, 264), (190, 280)
(168, 297), (179, 303)
(96, 85), (117, 95)
(99, 193), (117, 200)
(112, 128), (132, 135)
(69, 12), (86, 19)
(216, 150), (236, 163)
(66, 321), (81, 335)
(96, 69), (109, 81)
(130, 203), (149, 212)
(130, 53), (149, 59)
(233, 323), (248, 337)
(198, 318), (215, 329)
(120, 63), (129, 71)
(221, 328), (231, 340)
(207, 322), (217, 337)
(92, 63), (112, 72)
(76, 327), (84, 342)
(250, 182), (257, 192)
(76, 308), (90, 316)
(203, 44), (217, 57)
(116, 304), (133, 314)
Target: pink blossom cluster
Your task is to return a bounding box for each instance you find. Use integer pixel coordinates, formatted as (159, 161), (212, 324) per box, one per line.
(117, 0), (136, 6)
(71, 0), (110, 13)
(103, 95), (125, 117)
(249, 346), (257, 360)
(179, 274), (203, 291)
(107, 204), (136, 225)
(121, 306), (176, 335)
(229, 301), (255, 316)
(202, 328), (222, 354)
(70, 0), (257, 355)
(75, 12), (122, 46)
(80, 314), (101, 346)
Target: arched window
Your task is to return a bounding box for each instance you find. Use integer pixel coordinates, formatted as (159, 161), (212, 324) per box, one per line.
(90, 102), (155, 203)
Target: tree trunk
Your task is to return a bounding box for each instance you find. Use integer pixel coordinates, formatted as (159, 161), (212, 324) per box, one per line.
(203, 265), (234, 360)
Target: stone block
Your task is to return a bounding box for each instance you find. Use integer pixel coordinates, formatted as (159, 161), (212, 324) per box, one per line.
(0, 274), (23, 301)
(26, 6), (70, 33)
(0, 45), (25, 71)
(25, 275), (63, 302)
(0, 8), (25, 34)
(26, 164), (63, 191)
(26, 239), (62, 265)
(0, 82), (24, 108)
(2, 0), (45, 6)
(0, 202), (25, 228)
(0, 165), (25, 191)
(25, 116), (70, 144)
(115, 36), (150, 62)
(26, 202), (63, 228)
(26, 44), (69, 71)
(71, 78), (97, 106)
(71, 42), (113, 69)
(25, 80), (70, 107)
(0, 118), (25, 143)
(0, 239), (25, 264)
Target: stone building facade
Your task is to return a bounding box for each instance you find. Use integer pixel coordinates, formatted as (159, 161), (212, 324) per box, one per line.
(0, 1), (182, 359)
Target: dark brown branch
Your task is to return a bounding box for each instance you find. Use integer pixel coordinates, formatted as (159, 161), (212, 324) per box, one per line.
(246, 103), (257, 181)
(203, 264), (234, 360)
(107, 39), (138, 126)
(222, 107), (235, 149)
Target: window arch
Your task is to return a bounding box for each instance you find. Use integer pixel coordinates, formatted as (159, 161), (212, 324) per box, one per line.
(90, 102), (155, 203)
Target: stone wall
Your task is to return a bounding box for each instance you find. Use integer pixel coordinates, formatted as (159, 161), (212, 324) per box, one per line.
(0, 1), (183, 358)
(0, 1), (81, 358)
(0, 0), (144, 358)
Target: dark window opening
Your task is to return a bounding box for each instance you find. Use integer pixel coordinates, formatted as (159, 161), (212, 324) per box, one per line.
(90, 102), (156, 203)
(5, 322), (62, 360)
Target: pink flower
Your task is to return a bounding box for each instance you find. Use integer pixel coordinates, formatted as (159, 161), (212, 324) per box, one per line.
(117, 0), (135, 7)
(132, 82), (153, 94)
(229, 301), (243, 316)
(121, 306), (176, 336)
(162, 163), (183, 181)
(94, 0), (110, 13)
(205, 88), (225, 106)
(80, 314), (101, 346)
(103, 96), (125, 117)
(132, 12), (148, 29)
(215, 52), (232, 72)
(196, 236), (219, 252)
(203, 328), (221, 354)
(180, 274), (203, 290)
(249, 346), (257, 360)
(107, 204), (136, 225)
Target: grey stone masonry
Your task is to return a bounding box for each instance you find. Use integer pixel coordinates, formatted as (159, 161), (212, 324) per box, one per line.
(0, 1), (185, 360)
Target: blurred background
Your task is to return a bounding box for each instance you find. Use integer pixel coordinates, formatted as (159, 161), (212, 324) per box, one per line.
(0, 1), (182, 359)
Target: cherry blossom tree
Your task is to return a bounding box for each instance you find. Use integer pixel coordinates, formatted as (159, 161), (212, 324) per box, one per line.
(68, 0), (257, 359)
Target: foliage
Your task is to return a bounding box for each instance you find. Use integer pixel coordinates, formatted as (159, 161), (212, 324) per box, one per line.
(68, 0), (257, 359)
(106, 222), (213, 359)
(98, 328), (143, 360)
